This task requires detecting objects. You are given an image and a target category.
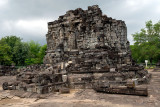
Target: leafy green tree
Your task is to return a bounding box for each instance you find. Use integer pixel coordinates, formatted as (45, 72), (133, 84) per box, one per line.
(0, 43), (13, 65)
(0, 36), (21, 51)
(130, 45), (141, 63)
(25, 41), (46, 65)
(0, 35), (47, 66)
(131, 20), (160, 64)
(37, 44), (47, 64)
(13, 41), (29, 66)
(0, 36), (29, 66)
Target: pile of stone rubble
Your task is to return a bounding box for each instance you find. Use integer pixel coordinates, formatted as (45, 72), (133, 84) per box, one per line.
(0, 65), (17, 76)
(3, 5), (151, 96)
(153, 60), (160, 72)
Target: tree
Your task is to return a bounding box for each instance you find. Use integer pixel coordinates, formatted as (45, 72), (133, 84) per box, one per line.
(0, 35), (47, 66)
(37, 44), (47, 64)
(13, 41), (29, 66)
(25, 41), (46, 65)
(0, 36), (30, 66)
(131, 20), (160, 64)
(0, 43), (12, 65)
(0, 36), (21, 51)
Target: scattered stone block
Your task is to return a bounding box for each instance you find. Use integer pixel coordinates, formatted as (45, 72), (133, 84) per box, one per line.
(59, 88), (70, 94)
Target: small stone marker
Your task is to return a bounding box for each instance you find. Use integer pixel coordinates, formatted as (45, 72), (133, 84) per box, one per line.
(145, 60), (148, 68)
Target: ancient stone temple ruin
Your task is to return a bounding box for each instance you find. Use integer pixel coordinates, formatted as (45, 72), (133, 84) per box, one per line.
(3, 5), (151, 96)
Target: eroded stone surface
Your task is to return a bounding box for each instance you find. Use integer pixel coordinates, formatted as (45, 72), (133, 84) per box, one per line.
(0, 65), (17, 76)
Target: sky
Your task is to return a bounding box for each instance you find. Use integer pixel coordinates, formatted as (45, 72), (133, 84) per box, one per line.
(0, 0), (160, 45)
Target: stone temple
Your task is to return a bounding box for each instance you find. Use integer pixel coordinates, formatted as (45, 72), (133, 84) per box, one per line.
(3, 5), (151, 96)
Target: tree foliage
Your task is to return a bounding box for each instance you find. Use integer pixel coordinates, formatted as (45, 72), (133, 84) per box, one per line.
(25, 41), (47, 65)
(0, 43), (12, 65)
(131, 20), (160, 64)
(13, 42), (29, 66)
(0, 36), (47, 66)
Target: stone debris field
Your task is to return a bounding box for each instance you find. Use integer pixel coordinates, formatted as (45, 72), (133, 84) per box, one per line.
(0, 69), (159, 107)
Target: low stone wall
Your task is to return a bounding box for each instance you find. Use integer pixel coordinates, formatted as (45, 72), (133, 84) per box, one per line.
(17, 64), (47, 72)
(0, 65), (17, 76)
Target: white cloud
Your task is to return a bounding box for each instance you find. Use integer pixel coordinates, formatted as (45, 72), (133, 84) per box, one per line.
(2, 21), (13, 32)
(2, 19), (52, 36)
(16, 19), (48, 36)
(0, 19), (52, 44)
(0, 0), (8, 8)
(155, 1), (160, 14)
(125, 0), (151, 12)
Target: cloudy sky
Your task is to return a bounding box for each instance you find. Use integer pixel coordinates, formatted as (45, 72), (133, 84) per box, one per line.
(0, 0), (160, 45)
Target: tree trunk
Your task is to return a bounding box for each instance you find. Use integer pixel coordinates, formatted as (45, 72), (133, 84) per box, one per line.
(150, 58), (153, 68)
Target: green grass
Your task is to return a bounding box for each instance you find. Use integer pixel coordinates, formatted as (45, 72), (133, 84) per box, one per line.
(145, 66), (156, 69)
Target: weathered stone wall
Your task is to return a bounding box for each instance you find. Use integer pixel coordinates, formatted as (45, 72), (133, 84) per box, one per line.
(46, 5), (128, 51)
(17, 64), (47, 72)
(44, 5), (132, 72)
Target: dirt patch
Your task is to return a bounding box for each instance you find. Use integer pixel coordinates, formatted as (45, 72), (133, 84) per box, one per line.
(0, 98), (21, 105)
(32, 99), (135, 107)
